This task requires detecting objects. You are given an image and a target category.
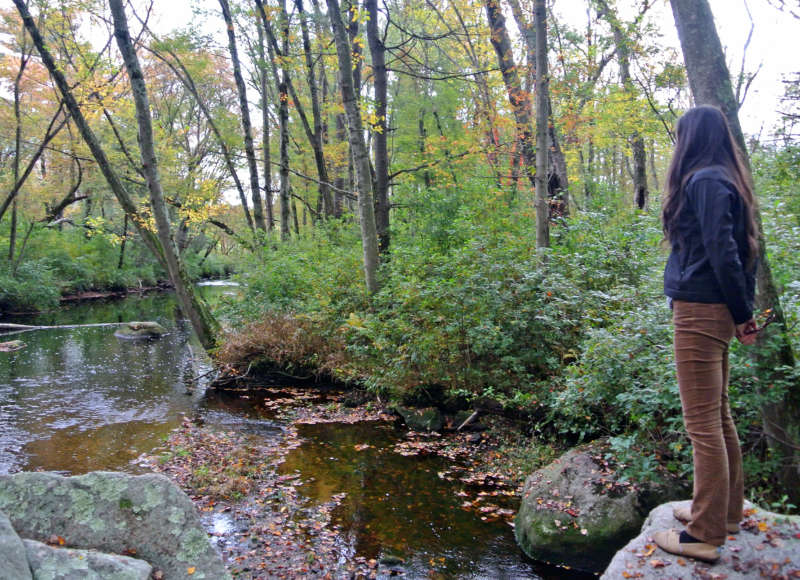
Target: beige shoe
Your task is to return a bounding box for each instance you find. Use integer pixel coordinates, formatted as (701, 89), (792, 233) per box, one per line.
(673, 505), (740, 533)
(653, 528), (720, 563)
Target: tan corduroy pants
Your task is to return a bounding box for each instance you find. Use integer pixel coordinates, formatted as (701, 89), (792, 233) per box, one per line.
(673, 300), (744, 546)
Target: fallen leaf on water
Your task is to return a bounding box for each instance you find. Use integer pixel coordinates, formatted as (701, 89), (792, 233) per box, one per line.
(677, 558), (686, 566)
(649, 559), (667, 568)
(641, 544), (656, 557)
(187, 567), (196, 575)
(757, 521), (769, 532)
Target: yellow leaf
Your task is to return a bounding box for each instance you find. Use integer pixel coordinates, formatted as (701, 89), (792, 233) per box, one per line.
(187, 567), (196, 575)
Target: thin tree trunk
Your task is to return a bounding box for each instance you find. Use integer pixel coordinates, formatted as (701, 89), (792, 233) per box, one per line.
(508, 0), (569, 214)
(219, 0), (266, 232)
(327, 0), (380, 294)
(256, 17), (275, 231)
(296, 0), (334, 219)
(366, 0), (390, 254)
(110, 0), (219, 349)
(670, 0), (798, 500)
(9, 25), (28, 263)
(534, 0), (550, 247)
(597, 0), (649, 209)
(118, 213), (128, 269)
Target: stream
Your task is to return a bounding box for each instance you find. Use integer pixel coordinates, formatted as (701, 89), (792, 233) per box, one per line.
(0, 287), (584, 579)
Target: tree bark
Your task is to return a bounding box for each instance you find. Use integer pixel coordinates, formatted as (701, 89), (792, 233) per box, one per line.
(255, 16), (275, 231)
(366, 0), (390, 254)
(219, 0), (266, 233)
(110, 0), (219, 350)
(534, 0), (550, 247)
(326, 0), (380, 294)
(670, 0), (798, 501)
(484, 0), (537, 196)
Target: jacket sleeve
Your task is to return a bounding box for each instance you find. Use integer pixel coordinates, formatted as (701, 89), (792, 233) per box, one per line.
(688, 178), (753, 324)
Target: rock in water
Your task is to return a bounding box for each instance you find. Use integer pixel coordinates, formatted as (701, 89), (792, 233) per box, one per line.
(0, 511), (32, 580)
(0, 340), (26, 352)
(114, 321), (167, 339)
(0, 471), (230, 580)
(601, 500), (800, 579)
(23, 539), (152, 580)
(514, 445), (682, 573)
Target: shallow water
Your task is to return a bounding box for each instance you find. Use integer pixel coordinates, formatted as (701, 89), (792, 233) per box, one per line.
(0, 288), (588, 579)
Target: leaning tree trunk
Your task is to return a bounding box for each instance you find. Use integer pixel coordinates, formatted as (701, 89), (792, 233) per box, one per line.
(366, 0), (390, 254)
(670, 0), (798, 501)
(534, 0), (550, 248)
(326, 0), (380, 294)
(484, 0), (537, 195)
(219, 0), (266, 233)
(110, 0), (220, 349)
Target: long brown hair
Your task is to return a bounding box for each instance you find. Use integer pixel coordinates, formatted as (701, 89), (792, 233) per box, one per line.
(662, 105), (759, 268)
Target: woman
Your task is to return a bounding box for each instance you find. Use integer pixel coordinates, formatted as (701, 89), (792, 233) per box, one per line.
(655, 105), (759, 562)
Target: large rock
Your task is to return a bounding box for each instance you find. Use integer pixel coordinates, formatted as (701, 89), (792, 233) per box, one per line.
(0, 511), (32, 580)
(514, 446), (682, 573)
(601, 500), (800, 579)
(0, 471), (230, 580)
(23, 539), (152, 580)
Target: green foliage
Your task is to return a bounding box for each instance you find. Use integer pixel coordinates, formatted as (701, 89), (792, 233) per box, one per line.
(0, 259), (61, 312)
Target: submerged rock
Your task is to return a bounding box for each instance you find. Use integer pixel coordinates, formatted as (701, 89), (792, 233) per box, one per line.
(514, 445), (683, 573)
(23, 539), (152, 580)
(0, 471), (230, 580)
(114, 321), (167, 339)
(0, 511), (32, 580)
(0, 340), (26, 352)
(601, 500), (800, 579)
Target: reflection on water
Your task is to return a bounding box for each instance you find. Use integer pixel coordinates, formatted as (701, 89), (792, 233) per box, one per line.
(0, 288), (226, 475)
(0, 286), (586, 579)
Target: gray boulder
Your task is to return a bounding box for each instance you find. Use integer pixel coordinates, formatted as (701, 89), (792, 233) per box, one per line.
(396, 406), (444, 432)
(0, 511), (32, 580)
(114, 321), (167, 339)
(514, 446), (682, 573)
(23, 539), (152, 580)
(0, 471), (230, 580)
(601, 500), (800, 579)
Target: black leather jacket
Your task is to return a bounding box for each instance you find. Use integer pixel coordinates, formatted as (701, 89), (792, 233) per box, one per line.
(663, 166), (756, 325)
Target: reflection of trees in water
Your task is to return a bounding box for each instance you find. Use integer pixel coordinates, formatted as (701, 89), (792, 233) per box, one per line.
(0, 292), (204, 474)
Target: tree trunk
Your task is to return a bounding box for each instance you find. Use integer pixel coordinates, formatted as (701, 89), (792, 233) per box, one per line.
(484, 0), (537, 197)
(366, 0), (390, 254)
(596, 0), (649, 210)
(219, 0), (266, 233)
(256, 17), (275, 231)
(508, 0), (569, 215)
(326, 0), (380, 294)
(670, 0), (798, 501)
(110, 0), (219, 350)
(534, 0), (550, 247)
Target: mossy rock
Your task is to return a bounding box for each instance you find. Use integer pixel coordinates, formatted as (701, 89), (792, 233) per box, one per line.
(514, 445), (683, 573)
(114, 322), (167, 340)
(395, 405), (444, 432)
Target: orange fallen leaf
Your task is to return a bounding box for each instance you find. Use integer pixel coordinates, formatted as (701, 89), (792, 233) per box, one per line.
(187, 567), (196, 575)
(649, 559), (667, 568)
(677, 557), (687, 566)
(757, 521), (769, 532)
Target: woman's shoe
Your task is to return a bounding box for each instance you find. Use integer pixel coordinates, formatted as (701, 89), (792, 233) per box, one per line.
(653, 528), (720, 563)
(673, 505), (740, 533)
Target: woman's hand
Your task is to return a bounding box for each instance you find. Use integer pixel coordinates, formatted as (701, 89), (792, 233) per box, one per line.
(735, 319), (758, 345)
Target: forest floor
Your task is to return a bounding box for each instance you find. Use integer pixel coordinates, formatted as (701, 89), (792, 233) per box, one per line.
(141, 388), (541, 579)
